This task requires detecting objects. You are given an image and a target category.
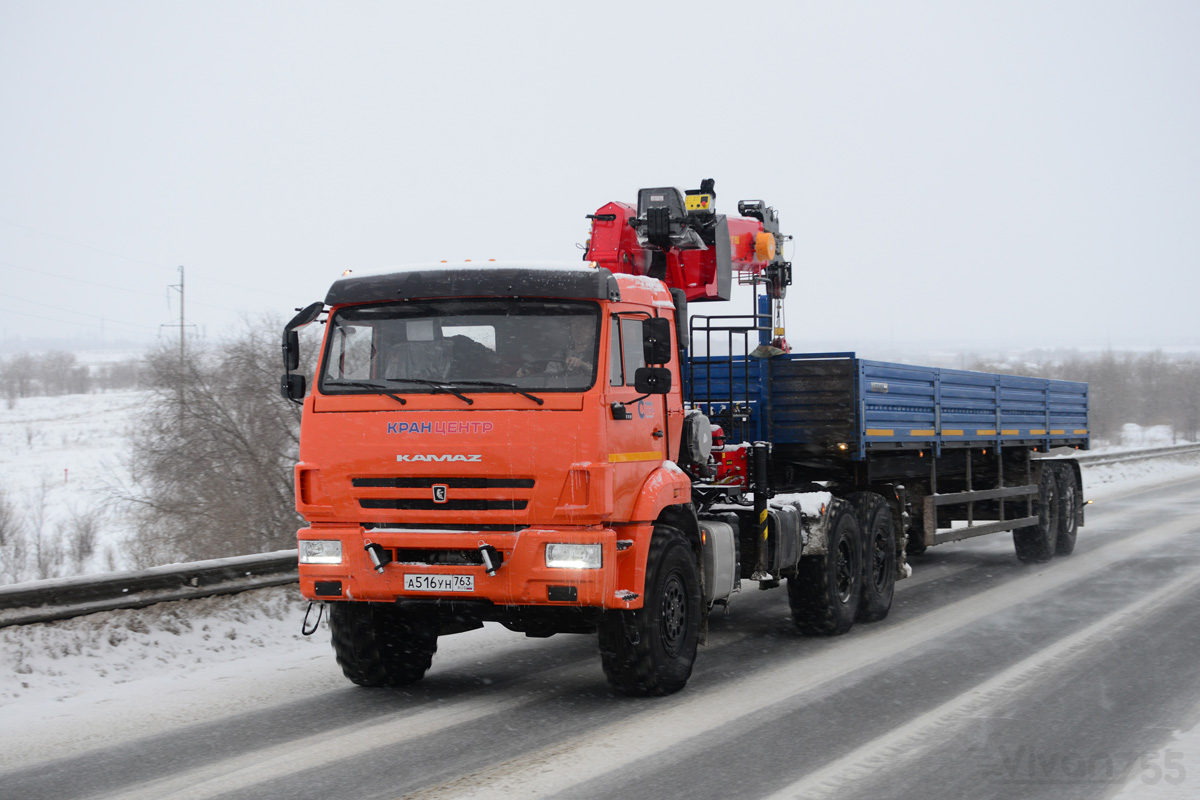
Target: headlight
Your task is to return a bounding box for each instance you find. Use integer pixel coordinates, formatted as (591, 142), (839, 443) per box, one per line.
(299, 540), (343, 565)
(545, 543), (602, 570)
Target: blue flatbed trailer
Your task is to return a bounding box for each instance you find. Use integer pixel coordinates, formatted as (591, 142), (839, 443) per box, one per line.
(684, 310), (1088, 560)
(688, 351), (1089, 457)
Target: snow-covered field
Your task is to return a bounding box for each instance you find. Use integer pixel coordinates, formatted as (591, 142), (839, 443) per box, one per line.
(0, 389), (147, 582)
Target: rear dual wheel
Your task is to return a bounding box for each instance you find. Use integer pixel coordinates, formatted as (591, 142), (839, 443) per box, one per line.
(851, 492), (896, 623)
(1014, 466), (1059, 563)
(788, 502), (862, 635)
(1054, 463), (1080, 556)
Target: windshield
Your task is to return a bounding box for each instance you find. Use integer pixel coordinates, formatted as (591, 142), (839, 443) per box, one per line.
(319, 298), (600, 394)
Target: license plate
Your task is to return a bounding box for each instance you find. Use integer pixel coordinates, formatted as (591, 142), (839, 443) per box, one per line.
(404, 573), (474, 592)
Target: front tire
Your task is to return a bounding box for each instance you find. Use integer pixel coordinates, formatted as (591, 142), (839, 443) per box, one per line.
(788, 501), (862, 635)
(599, 526), (701, 697)
(328, 602), (438, 687)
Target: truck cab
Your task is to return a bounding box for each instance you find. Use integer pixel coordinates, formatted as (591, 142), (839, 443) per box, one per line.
(289, 262), (714, 694)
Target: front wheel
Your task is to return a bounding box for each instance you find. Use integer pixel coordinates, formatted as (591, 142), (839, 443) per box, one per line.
(328, 602), (438, 687)
(599, 526), (701, 696)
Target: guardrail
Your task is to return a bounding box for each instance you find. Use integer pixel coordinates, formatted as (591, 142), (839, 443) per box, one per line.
(4, 442), (1199, 628)
(0, 550), (297, 628)
(1071, 442), (1200, 467)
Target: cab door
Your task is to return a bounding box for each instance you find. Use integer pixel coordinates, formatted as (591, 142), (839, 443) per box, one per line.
(604, 311), (670, 521)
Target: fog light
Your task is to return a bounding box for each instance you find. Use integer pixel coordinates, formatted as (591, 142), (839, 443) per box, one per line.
(545, 543), (602, 570)
(299, 540), (342, 565)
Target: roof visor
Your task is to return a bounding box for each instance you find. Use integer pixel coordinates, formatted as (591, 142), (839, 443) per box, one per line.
(325, 265), (622, 306)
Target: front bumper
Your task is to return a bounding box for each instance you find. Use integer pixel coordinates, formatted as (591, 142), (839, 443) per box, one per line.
(297, 524), (646, 610)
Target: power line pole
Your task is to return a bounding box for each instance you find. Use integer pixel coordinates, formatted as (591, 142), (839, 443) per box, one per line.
(161, 265), (197, 432)
(161, 265), (197, 359)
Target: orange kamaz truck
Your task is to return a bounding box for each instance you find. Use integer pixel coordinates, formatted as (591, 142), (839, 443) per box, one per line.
(283, 181), (1088, 695)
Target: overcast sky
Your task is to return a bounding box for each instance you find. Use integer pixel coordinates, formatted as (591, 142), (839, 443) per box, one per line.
(2, 1), (1197, 358)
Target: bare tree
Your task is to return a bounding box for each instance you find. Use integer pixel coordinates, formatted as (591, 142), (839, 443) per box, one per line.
(118, 319), (310, 565)
(34, 351), (85, 396)
(65, 507), (101, 572)
(28, 478), (62, 580)
(970, 349), (1200, 443)
(0, 487), (23, 584)
(0, 486), (16, 549)
(96, 358), (144, 391)
(0, 353), (36, 401)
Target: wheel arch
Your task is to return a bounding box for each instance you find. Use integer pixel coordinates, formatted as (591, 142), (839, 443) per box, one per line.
(654, 503), (708, 606)
(655, 503), (702, 556)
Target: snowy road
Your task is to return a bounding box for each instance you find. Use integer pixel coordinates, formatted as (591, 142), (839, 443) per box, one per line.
(4, 476), (1200, 799)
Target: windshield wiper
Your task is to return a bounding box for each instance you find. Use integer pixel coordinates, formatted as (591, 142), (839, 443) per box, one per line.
(384, 378), (474, 405)
(325, 381), (407, 405)
(449, 380), (545, 406)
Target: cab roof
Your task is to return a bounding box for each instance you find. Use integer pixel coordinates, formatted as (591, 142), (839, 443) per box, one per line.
(324, 261), (624, 306)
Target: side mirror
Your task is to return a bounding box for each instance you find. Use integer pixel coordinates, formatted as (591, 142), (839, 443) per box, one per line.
(283, 330), (300, 371)
(634, 366), (672, 395)
(642, 317), (673, 365)
(282, 301), (323, 372)
(285, 301), (324, 332)
(281, 373), (306, 403)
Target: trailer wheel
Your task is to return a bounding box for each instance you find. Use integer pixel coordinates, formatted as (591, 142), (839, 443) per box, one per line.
(1013, 467), (1058, 564)
(851, 492), (896, 622)
(328, 602), (438, 687)
(787, 502), (862, 635)
(598, 526), (701, 696)
(1054, 464), (1080, 556)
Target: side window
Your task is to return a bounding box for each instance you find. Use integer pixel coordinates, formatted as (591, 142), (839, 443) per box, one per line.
(619, 317), (645, 387)
(332, 325), (375, 380)
(609, 317), (624, 387)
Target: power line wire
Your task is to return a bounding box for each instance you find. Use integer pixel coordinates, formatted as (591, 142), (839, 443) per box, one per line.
(182, 271), (300, 299)
(0, 216), (170, 270)
(0, 257), (255, 314)
(0, 215), (300, 299)
(0, 291), (161, 332)
(1, 258), (165, 299)
(3, 308), (159, 338)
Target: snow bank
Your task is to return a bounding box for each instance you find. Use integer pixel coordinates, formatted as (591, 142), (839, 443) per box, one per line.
(0, 585), (318, 706)
(1082, 452), (1200, 500)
